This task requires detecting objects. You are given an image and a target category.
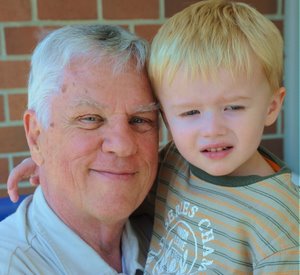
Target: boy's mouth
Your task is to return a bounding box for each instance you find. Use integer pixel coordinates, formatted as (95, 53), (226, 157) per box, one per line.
(202, 146), (233, 153)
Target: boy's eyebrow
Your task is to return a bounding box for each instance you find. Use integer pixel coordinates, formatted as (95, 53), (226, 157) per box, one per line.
(221, 95), (251, 102)
(169, 95), (251, 109)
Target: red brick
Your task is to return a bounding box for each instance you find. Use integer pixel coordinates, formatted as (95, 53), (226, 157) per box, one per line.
(37, 0), (97, 20)
(0, 189), (8, 197)
(8, 94), (28, 121)
(260, 138), (283, 159)
(5, 26), (58, 55)
(263, 121), (277, 135)
(165, 0), (200, 17)
(13, 155), (31, 167)
(103, 0), (159, 19)
(0, 158), (9, 183)
(273, 20), (284, 37)
(0, 95), (5, 122)
(0, 126), (28, 153)
(135, 25), (161, 42)
(0, 61), (30, 89)
(0, 0), (31, 21)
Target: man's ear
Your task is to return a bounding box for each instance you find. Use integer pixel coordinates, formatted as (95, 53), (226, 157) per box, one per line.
(23, 110), (44, 166)
(265, 87), (286, 126)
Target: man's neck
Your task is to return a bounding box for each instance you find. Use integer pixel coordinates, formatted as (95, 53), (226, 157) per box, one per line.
(72, 218), (126, 272)
(85, 222), (125, 272)
(45, 193), (126, 272)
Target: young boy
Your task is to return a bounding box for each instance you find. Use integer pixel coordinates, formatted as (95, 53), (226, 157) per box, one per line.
(144, 0), (299, 274)
(5, 0), (300, 274)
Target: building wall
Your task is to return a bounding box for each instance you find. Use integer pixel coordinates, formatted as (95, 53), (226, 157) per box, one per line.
(0, 0), (285, 196)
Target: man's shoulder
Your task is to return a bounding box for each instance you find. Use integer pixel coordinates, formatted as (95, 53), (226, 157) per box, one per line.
(0, 242), (56, 274)
(0, 238), (31, 273)
(0, 214), (34, 274)
(0, 196), (38, 272)
(0, 204), (62, 274)
(0, 197), (31, 242)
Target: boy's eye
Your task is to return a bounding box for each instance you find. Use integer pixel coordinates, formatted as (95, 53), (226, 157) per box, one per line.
(129, 116), (157, 133)
(224, 105), (244, 111)
(180, 110), (200, 117)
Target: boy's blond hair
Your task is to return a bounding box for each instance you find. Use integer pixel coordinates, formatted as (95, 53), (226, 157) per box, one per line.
(148, 0), (283, 92)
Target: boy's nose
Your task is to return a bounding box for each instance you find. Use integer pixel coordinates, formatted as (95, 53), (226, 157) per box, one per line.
(201, 112), (226, 138)
(101, 123), (138, 157)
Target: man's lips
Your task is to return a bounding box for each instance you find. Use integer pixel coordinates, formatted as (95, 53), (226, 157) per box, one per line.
(89, 169), (137, 179)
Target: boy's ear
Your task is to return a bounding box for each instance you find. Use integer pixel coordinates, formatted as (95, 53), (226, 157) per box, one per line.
(23, 110), (44, 166)
(265, 87), (286, 126)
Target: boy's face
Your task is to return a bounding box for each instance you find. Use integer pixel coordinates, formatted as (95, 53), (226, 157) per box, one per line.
(158, 64), (285, 176)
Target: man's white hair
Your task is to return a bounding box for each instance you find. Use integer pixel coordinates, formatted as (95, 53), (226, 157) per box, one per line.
(28, 24), (149, 127)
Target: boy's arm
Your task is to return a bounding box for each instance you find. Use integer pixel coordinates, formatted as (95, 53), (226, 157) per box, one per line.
(7, 158), (39, 202)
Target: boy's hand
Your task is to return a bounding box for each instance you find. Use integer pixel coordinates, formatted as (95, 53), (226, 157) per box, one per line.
(7, 158), (39, 203)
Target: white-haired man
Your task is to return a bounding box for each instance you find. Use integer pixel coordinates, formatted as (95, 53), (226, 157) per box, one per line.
(0, 24), (159, 274)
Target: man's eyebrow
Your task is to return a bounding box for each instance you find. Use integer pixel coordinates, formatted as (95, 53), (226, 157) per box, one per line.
(134, 102), (160, 113)
(70, 98), (159, 112)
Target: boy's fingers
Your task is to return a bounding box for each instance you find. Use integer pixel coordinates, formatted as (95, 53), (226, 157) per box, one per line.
(7, 158), (37, 202)
(7, 189), (19, 203)
(29, 175), (40, 186)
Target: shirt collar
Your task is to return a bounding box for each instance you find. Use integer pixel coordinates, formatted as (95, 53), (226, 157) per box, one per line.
(30, 186), (144, 274)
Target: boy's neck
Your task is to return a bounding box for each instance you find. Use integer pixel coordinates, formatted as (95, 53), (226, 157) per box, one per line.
(229, 150), (275, 177)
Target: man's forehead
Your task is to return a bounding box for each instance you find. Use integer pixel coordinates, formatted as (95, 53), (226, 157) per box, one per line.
(67, 57), (147, 76)
(69, 97), (159, 113)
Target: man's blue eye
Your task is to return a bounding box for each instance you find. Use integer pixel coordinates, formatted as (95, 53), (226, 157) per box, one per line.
(130, 117), (156, 133)
(83, 117), (96, 121)
(77, 115), (105, 130)
(81, 116), (101, 122)
(131, 117), (146, 124)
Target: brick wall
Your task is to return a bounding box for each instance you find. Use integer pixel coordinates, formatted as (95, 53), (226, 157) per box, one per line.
(0, 0), (285, 196)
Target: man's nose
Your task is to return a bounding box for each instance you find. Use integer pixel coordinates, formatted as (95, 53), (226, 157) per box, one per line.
(200, 112), (226, 138)
(101, 122), (138, 157)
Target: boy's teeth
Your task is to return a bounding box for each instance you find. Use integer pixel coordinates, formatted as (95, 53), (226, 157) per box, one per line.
(208, 147), (226, 152)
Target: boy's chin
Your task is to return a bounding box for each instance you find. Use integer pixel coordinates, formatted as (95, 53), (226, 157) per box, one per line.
(200, 164), (239, 177)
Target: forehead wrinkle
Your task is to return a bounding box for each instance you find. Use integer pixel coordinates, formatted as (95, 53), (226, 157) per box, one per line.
(70, 97), (107, 110)
(68, 97), (159, 116)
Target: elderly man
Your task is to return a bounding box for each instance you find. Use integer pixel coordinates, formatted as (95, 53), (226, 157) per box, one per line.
(0, 24), (159, 274)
